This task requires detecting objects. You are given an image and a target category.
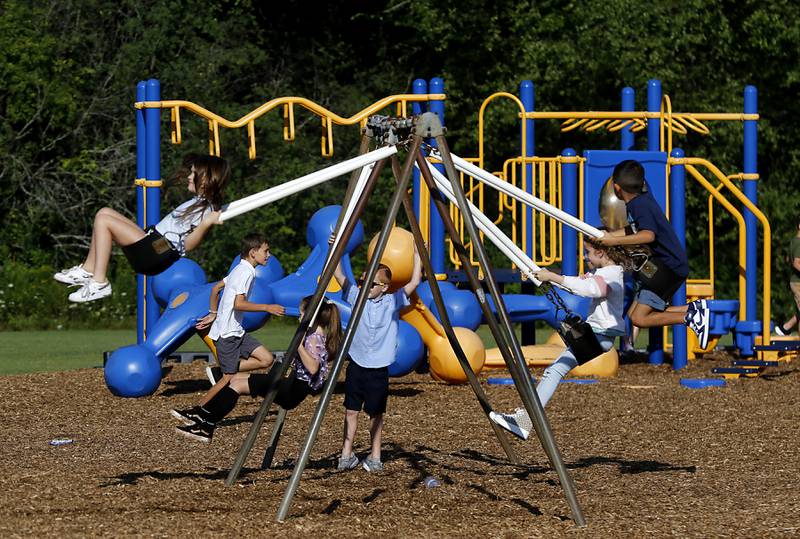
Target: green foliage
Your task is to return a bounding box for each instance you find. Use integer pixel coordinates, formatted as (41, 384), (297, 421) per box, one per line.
(1, 0), (798, 327)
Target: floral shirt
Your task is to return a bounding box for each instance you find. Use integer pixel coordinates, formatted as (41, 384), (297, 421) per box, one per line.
(294, 332), (328, 391)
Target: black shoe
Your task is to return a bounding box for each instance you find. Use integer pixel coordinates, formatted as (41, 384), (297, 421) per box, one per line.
(170, 406), (207, 425)
(206, 365), (223, 385)
(176, 420), (215, 443)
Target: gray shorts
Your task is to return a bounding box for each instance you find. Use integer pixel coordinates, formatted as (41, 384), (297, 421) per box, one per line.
(214, 333), (262, 374)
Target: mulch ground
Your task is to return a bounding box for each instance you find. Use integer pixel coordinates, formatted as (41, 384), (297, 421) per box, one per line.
(1, 352), (799, 538)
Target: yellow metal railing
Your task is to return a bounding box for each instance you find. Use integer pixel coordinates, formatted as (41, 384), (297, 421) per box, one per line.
(135, 93), (446, 158)
(675, 157), (771, 346)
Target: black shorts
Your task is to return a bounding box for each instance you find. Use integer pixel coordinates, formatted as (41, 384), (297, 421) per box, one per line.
(248, 364), (312, 411)
(634, 256), (685, 302)
(344, 359), (389, 416)
(121, 226), (180, 276)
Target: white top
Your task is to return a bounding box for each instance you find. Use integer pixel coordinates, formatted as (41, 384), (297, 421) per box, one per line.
(561, 264), (626, 336)
(208, 259), (256, 340)
(155, 197), (212, 256)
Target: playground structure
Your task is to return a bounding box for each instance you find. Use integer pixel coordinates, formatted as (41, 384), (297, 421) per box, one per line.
(107, 76), (792, 398)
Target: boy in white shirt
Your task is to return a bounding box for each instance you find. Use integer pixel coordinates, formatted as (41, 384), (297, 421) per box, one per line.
(490, 239), (626, 439)
(170, 232), (284, 426)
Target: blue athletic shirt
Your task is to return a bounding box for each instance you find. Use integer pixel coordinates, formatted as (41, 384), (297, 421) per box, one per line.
(626, 192), (689, 278)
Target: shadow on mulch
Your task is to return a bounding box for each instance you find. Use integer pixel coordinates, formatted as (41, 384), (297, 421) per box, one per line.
(570, 455), (696, 475)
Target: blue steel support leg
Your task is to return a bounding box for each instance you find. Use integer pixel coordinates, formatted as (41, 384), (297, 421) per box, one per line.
(135, 81), (147, 344)
(743, 86), (758, 323)
(412, 79), (427, 221)
(144, 79), (162, 338)
(670, 149), (688, 369)
(561, 148), (578, 277)
(520, 80), (536, 344)
(428, 77), (446, 276)
(647, 79), (665, 365)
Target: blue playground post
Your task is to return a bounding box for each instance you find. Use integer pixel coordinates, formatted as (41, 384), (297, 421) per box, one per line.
(647, 79), (664, 365)
(561, 148), (578, 276)
(520, 80), (535, 259)
(412, 79), (428, 220)
(743, 86), (758, 323)
(621, 87), (635, 151)
(428, 77), (446, 275)
(135, 81), (147, 344)
(670, 148), (688, 369)
(144, 79), (162, 338)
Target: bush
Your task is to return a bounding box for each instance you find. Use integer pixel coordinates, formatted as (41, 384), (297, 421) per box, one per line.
(0, 259), (137, 330)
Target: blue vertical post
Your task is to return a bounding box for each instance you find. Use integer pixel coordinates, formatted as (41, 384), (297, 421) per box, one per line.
(743, 86), (758, 323)
(428, 77), (446, 275)
(561, 148), (578, 276)
(621, 87), (635, 151)
(144, 79), (162, 338)
(647, 79), (664, 364)
(520, 81), (535, 259)
(670, 149), (688, 369)
(135, 81), (147, 344)
(519, 81), (537, 345)
(411, 79), (427, 221)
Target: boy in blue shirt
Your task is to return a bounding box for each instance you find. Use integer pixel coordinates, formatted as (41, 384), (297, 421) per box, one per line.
(331, 236), (421, 472)
(598, 160), (711, 349)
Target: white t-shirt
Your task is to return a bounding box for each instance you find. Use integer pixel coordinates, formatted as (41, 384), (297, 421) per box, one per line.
(155, 197), (212, 255)
(208, 260), (256, 341)
(561, 264), (625, 336)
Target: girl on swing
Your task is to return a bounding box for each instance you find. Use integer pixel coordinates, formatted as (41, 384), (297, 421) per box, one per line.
(54, 154), (230, 302)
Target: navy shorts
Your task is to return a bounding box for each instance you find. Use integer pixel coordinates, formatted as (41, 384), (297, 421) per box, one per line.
(344, 359), (389, 416)
(214, 333), (262, 374)
(121, 226), (179, 276)
(248, 363), (312, 411)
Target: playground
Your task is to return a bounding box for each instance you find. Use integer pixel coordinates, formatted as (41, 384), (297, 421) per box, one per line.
(2, 355), (799, 536)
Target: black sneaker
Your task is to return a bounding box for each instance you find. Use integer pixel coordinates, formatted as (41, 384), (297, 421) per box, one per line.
(170, 406), (207, 425)
(176, 420), (215, 443)
(206, 366), (223, 385)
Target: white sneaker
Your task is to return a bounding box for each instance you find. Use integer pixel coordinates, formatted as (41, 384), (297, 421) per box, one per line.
(774, 325), (788, 337)
(54, 264), (93, 285)
(489, 408), (532, 440)
(68, 280), (112, 303)
(685, 302), (711, 349)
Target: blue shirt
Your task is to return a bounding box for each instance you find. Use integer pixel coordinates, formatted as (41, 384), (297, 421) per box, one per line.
(343, 280), (410, 368)
(626, 192), (689, 278)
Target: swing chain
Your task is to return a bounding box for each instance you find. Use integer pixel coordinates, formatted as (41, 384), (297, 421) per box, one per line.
(542, 282), (580, 324)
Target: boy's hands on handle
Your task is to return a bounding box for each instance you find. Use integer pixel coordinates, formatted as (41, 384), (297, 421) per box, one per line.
(264, 304), (285, 316)
(195, 312), (217, 330)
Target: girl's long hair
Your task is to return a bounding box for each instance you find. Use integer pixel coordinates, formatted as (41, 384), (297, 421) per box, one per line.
(300, 295), (342, 358)
(178, 154), (231, 220)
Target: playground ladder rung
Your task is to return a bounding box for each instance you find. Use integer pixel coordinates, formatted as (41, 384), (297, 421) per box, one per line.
(731, 360), (779, 367)
(710, 367), (761, 374)
(753, 342), (800, 351)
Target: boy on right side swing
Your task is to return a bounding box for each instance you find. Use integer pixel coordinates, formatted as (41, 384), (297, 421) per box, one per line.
(598, 159), (711, 349)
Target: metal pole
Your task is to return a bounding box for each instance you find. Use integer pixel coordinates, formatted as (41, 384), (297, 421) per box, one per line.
(431, 121), (587, 527)
(144, 79), (161, 336)
(276, 135), (423, 522)
(390, 156), (520, 465)
(224, 158), (388, 486)
(135, 81), (146, 345)
(647, 79), (665, 365)
(670, 149), (688, 370)
(261, 407), (288, 469)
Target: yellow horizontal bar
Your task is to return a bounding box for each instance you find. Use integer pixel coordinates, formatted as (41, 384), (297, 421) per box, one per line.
(523, 111), (758, 121)
(134, 178), (163, 187)
(135, 94), (447, 129)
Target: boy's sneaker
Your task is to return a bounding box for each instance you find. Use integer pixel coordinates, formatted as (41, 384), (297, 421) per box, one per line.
(489, 408), (532, 440)
(337, 453), (359, 471)
(362, 457), (384, 473)
(685, 301), (711, 349)
(176, 420), (215, 443)
(68, 280), (112, 303)
(774, 325), (789, 337)
(206, 366), (223, 385)
(170, 406), (207, 425)
(54, 264), (93, 285)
